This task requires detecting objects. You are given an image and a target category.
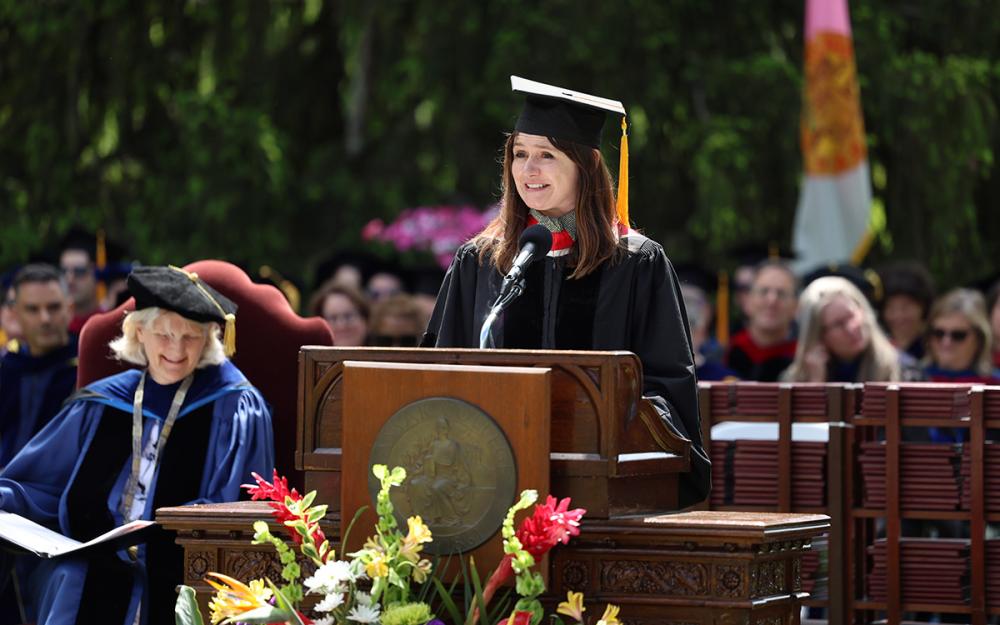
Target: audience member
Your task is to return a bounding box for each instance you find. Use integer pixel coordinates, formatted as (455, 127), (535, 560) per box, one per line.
(310, 280), (370, 347)
(923, 288), (999, 383)
(369, 293), (425, 347)
(409, 265), (446, 327)
(0, 264), (78, 467)
(681, 282), (738, 381)
(0, 283), (20, 357)
(781, 276), (914, 383)
(726, 260), (799, 381)
(877, 261), (935, 360)
(366, 260), (407, 303)
(58, 231), (102, 335)
(987, 279), (1000, 371)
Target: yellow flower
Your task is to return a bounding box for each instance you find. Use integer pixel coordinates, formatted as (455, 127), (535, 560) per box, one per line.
(205, 573), (272, 624)
(597, 604), (621, 625)
(365, 552), (390, 579)
(412, 558), (433, 583)
(556, 591), (586, 622)
(406, 516), (433, 545)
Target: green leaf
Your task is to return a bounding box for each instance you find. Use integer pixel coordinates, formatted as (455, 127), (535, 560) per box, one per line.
(300, 490), (317, 509)
(431, 576), (462, 625)
(174, 585), (205, 625)
(307, 504), (328, 523)
(266, 580), (307, 625)
(220, 605), (292, 625)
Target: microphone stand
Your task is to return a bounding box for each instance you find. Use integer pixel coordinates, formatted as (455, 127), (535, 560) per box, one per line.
(479, 275), (527, 349)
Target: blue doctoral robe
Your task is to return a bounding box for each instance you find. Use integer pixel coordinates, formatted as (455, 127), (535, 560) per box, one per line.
(0, 360), (275, 625)
(0, 337), (79, 468)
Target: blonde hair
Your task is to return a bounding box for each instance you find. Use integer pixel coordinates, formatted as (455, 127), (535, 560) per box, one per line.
(782, 276), (900, 382)
(109, 307), (226, 368)
(926, 288), (994, 377)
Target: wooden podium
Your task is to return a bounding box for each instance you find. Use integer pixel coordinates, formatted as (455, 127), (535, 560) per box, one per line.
(158, 347), (828, 624)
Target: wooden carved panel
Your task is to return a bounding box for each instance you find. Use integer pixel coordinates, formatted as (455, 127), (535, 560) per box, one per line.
(185, 549), (217, 584)
(560, 559), (590, 591)
(750, 560), (785, 597)
(225, 549), (284, 582)
(601, 560), (709, 597)
(713, 563), (745, 598)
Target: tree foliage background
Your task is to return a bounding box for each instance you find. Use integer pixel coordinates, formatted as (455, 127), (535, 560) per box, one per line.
(1, 0), (998, 289)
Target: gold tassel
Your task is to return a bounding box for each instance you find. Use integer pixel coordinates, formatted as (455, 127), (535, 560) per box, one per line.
(95, 229), (107, 304)
(223, 313), (236, 357)
(616, 116), (629, 228)
(716, 270), (730, 347)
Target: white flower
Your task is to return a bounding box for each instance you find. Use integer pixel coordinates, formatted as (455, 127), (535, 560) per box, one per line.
(312, 617), (335, 625)
(354, 591), (374, 607)
(347, 602), (381, 624)
(304, 560), (356, 595)
(314, 592), (345, 613)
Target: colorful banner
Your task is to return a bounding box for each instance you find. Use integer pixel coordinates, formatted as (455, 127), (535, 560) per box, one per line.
(791, 0), (872, 273)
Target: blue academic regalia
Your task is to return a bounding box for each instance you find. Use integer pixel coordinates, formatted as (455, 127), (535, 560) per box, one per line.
(0, 336), (79, 468)
(0, 359), (275, 625)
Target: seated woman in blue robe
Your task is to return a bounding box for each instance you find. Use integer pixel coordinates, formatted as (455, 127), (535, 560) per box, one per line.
(0, 265), (275, 625)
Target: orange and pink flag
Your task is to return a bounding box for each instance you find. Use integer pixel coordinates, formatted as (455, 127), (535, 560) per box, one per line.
(792, 0), (873, 272)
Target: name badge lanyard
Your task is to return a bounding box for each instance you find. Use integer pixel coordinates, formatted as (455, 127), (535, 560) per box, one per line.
(120, 370), (194, 521)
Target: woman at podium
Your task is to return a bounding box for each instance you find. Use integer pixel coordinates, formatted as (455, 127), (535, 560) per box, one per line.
(0, 266), (275, 625)
(421, 76), (709, 508)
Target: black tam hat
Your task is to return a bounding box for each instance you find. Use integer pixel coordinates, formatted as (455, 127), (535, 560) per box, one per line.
(511, 75), (631, 227)
(127, 266), (238, 356)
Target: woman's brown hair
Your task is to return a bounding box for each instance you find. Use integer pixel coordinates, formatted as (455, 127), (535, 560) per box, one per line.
(472, 132), (620, 279)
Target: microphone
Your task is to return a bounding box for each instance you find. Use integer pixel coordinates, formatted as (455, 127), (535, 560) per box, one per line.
(479, 224), (553, 348)
(498, 225), (553, 299)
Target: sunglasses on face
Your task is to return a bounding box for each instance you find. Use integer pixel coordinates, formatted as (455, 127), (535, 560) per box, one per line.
(931, 328), (971, 342)
(61, 265), (92, 278)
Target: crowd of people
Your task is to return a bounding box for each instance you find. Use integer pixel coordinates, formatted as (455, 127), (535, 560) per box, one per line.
(683, 257), (1000, 386)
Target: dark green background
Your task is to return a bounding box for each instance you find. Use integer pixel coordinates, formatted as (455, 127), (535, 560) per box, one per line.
(2, 0), (998, 288)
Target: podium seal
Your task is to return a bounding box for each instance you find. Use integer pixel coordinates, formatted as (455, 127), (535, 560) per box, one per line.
(368, 397), (517, 554)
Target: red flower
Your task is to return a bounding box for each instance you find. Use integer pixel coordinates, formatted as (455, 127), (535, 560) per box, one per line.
(497, 611), (534, 625)
(515, 495), (585, 557)
(474, 496), (586, 625)
(242, 471), (327, 554)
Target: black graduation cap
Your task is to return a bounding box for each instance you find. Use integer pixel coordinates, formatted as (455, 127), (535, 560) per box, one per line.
(511, 75), (631, 226)
(127, 266), (238, 356)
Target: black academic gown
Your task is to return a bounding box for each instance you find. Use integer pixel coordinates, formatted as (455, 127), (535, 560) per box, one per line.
(422, 233), (710, 508)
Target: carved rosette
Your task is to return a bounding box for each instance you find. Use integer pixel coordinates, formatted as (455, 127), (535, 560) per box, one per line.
(601, 560), (709, 597)
(750, 560), (785, 597)
(226, 549), (285, 582)
(561, 559), (590, 591)
(186, 550), (216, 583)
(714, 563), (745, 598)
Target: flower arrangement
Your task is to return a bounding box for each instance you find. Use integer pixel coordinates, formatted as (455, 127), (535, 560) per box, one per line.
(361, 204), (497, 270)
(174, 467), (618, 625)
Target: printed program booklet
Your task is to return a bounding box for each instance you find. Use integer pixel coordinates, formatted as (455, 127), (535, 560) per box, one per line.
(0, 511), (155, 558)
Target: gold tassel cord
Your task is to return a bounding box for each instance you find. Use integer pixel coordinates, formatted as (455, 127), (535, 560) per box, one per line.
(616, 116), (629, 229)
(96, 229), (108, 305)
(167, 265), (237, 357)
(716, 270), (730, 348)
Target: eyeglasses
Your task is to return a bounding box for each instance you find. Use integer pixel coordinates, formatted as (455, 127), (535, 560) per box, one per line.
(750, 286), (795, 301)
(931, 328), (971, 343)
(324, 311), (362, 325)
(60, 265), (92, 278)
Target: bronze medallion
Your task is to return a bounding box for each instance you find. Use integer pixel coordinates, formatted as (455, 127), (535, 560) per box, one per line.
(368, 397), (517, 555)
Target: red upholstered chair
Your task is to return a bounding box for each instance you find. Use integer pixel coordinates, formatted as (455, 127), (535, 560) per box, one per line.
(77, 260), (334, 489)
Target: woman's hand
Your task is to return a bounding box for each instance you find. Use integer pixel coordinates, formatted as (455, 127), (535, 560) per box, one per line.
(803, 344), (829, 382)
